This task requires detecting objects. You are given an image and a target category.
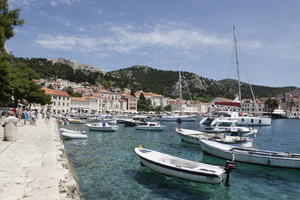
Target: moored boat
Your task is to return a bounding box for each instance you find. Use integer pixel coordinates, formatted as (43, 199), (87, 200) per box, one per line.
(59, 128), (85, 134)
(199, 139), (300, 168)
(175, 128), (252, 147)
(136, 122), (165, 131)
(86, 122), (119, 131)
(160, 114), (197, 122)
(206, 119), (258, 136)
(61, 131), (87, 139)
(135, 146), (236, 184)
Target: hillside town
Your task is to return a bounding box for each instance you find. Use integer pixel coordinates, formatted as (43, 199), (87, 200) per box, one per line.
(33, 78), (300, 118)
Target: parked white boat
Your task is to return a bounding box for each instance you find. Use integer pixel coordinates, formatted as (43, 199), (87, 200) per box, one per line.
(160, 115), (197, 122)
(59, 128), (85, 134)
(61, 131), (87, 139)
(207, 119), (258, 136)
(211, 114), (271, 126)
(199, 139), (300, 168)
(136, 122), (165, 131)
(86, 122), (118, 131)
(135, 146), (235, 184)
(199, 117), (215, 125)
(175, 128), (252, 148)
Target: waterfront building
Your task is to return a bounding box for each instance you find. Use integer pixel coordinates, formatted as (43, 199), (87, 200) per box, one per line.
(135, 91), (168, 108)
(122, 93), (138, 112)
(42, 88), (70, 114)
(169, 99), (208, 113)
(70, 97), (90, 114)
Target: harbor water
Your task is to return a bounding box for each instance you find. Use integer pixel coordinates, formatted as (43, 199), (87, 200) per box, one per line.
(62, 119), (300, 200)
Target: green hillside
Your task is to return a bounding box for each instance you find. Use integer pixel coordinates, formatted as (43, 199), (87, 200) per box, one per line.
(19, 58), (298, 102)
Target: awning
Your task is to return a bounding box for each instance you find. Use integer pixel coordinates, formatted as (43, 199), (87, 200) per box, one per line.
(215, 102), (241, 107)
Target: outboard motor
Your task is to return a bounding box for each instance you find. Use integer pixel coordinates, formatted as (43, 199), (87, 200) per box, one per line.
(225, 160), (237, 186)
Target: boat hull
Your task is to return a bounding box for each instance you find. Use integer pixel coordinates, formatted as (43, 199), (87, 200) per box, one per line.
(138, 156), (223, 184)
(160, 116), (197, 122)
(211, 117), (271, 126)
(135, 148), (225, 184)
(136, 126), (164, 131)
(199, 139), (300, 168)
(61, 132), (87, 139)
(89, 126), (118, 131)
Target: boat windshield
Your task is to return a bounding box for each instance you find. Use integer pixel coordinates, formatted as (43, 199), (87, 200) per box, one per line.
(218, 122), (233, 127)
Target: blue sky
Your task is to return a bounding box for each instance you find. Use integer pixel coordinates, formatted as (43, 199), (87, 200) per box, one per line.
(7, 0), (300, 87)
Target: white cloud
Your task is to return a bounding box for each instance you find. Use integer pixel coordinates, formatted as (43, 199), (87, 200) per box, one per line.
(34, 23), (264, 56)
(38, 11), (72, 26)
(95, 9), (103, 15)
(9, 0), (81, 7)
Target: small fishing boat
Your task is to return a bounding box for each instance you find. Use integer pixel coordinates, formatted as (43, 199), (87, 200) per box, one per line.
(61, 131), (87, 139)
(136, 122), (165, 131)
(198, 139), (300, 168)
(67, 118), (85, 124)
(175, 128), (252, 148)
(59, 128), (85, 134)
(135, 146), (236, 184)
(86, 122), (119, 131)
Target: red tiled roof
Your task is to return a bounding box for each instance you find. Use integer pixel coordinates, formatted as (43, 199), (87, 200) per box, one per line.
(70, 97), (87, 102)
(42, 88), (70, 97)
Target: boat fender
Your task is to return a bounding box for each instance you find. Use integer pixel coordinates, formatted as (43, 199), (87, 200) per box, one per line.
(225, 160), (237, 186)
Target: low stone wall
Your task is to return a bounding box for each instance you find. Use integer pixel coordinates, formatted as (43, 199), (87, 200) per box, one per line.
(55, 123), (82, 200)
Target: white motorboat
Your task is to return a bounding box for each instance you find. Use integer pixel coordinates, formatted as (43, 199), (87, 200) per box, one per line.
(86, 122), (119, 131)
(272, 109), (287, 119)
(61, 131), (87, 139)
(199, 139), (300, 168)
(135, 146), (236, 184)
(136, 122), (165, 131)
(199, 117), (216, 125)
(175, 128), (252, 148)
(207, 119), (258, 136)
(216, 115), (271, 126)
(59, 128), (86, 134)
(160, 114), (197, 122)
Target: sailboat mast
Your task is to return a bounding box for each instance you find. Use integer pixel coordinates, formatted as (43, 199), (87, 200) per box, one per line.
(179, 69), (182, 99)
(233, 25), (241, 102)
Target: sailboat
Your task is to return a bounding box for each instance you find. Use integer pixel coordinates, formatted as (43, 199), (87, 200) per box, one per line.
(160, 70), (198, 122)
(208, 25), (271, 126)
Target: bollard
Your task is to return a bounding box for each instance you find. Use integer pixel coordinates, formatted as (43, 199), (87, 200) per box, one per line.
(3, 116), (18, 141)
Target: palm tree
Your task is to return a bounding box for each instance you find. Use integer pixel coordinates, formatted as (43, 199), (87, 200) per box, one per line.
(264, 98), (278, 112)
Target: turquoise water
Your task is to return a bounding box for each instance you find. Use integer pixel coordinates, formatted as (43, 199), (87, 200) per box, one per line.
(63, 119), (300, 200)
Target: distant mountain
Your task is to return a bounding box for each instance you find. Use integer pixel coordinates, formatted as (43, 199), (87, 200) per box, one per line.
(105, 65), (297, 101)
(18, 57), (297, 101)
(219, 79), (297, 99)
(105, 65), (233, 102)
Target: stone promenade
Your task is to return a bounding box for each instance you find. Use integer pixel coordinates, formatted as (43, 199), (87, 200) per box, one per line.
(0, 118), (81, 200)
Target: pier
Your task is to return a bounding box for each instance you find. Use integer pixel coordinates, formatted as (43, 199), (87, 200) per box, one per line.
(0, 118), (81, 200)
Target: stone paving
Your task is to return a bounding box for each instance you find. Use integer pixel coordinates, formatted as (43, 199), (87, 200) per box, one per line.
(0, 118), (81, 200)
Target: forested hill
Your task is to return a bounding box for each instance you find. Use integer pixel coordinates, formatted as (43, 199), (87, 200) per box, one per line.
(106, 66), (229, 101)
(16, 58), (105, 84)
(20, 58), (297, 102)
(106, 66), (297, 101)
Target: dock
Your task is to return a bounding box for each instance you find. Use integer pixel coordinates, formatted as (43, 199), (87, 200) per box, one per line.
(0, 118), (81, 200)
